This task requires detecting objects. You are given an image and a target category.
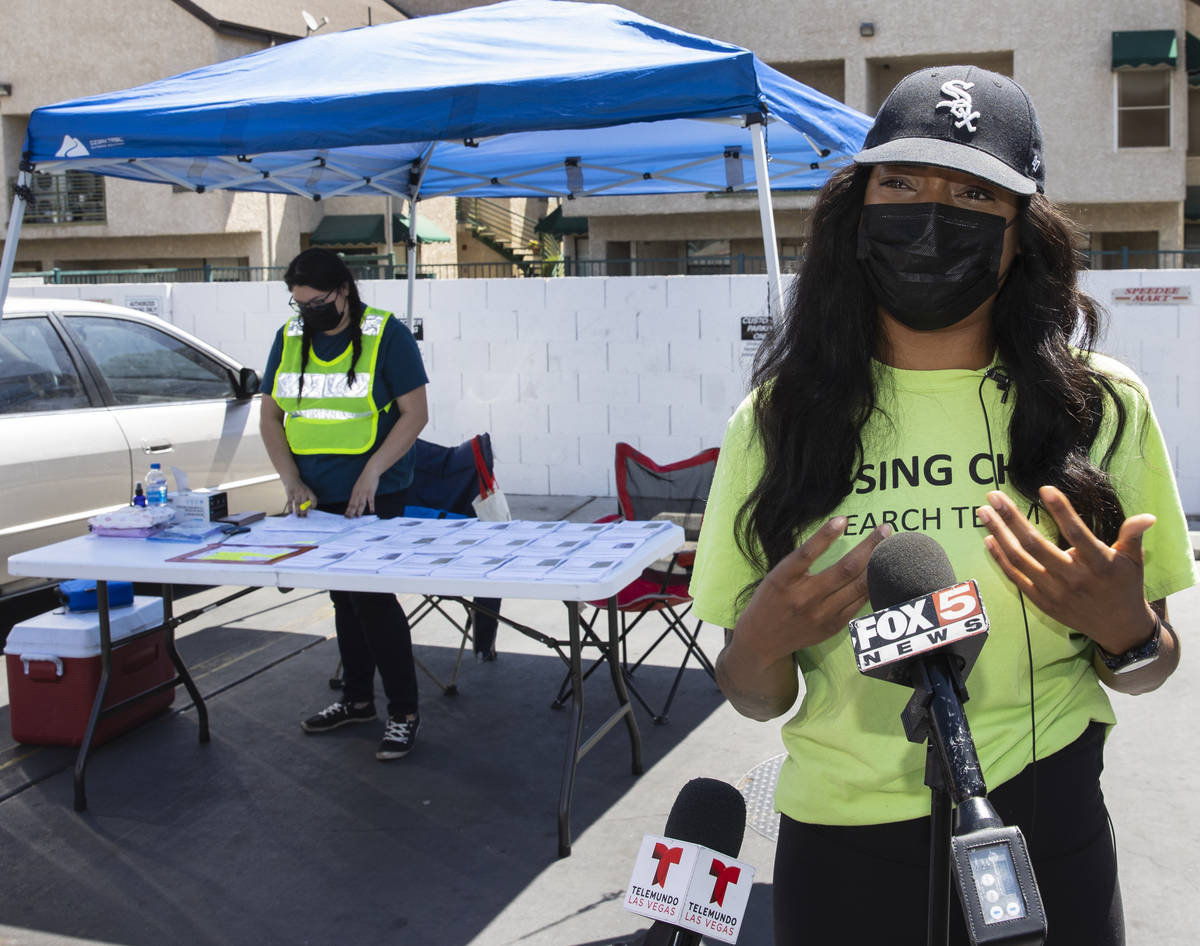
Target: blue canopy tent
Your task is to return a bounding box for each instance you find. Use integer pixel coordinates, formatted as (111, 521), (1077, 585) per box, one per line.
(1, 0), (871, 317)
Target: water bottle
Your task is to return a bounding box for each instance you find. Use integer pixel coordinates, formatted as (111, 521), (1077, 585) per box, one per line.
(145, 463), (169, 506)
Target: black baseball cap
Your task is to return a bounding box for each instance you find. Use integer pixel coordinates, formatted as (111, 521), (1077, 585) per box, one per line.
(854, 65), (1044, 195)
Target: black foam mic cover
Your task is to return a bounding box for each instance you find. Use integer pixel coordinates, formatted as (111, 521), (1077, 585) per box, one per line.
(866, 531), (957, 612)
(663, 777), (746, 859)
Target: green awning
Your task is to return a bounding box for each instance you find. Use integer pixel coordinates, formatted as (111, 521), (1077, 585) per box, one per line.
(392, 213), (451, 243)
(534, 205), (589, 236)
(309, 213), (451, 246)
(1186, 187), (1200, 222)
(1112, 30), (1178, 70)
(1188, 33), (1200, 86)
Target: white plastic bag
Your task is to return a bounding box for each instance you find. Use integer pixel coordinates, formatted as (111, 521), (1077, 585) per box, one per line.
(471, 436), (512, 522)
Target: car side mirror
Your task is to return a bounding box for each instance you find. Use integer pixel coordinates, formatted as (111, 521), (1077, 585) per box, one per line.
(236, 366), (261, 399)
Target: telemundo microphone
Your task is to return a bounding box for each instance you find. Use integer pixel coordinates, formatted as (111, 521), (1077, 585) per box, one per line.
(623, 777), (755, 945)
(850, 531), (1047, 945)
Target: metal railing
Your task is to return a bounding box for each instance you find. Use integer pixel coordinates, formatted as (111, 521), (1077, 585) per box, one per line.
(11, 250), (1200, 285)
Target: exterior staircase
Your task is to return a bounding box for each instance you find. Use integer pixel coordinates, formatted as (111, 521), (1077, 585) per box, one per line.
(457, 197), (551, 274)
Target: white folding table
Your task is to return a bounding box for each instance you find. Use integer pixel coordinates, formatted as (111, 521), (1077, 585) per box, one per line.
(7, 518), (684, 857)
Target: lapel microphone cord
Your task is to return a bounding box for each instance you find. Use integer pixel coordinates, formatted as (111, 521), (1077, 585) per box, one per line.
(976, 369), (1039, 828)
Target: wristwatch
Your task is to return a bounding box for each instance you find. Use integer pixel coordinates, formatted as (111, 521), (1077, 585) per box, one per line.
(1098, 614), (1169, 674)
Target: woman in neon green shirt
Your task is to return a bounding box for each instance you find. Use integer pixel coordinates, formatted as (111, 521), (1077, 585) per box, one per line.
(691, 66), (1194, 945)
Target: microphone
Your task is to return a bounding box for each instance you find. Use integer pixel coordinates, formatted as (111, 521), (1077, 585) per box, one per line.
(852, 533), (1047, 944)
(851, 530), (990, 691)
(626, 777), (753, 946)
(851, 530), (989, 799)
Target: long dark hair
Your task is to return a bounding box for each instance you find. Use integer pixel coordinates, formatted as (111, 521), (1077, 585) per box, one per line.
(737, 164), (1128, 577)
(283, 248), (365, 401)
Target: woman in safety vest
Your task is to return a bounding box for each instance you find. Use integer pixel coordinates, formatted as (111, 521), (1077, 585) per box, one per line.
(261, 247), (429, 761)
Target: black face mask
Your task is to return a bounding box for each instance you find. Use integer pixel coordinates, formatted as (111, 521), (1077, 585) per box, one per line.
(856, 202), (1010, 331)
(299, 300), (343, 333)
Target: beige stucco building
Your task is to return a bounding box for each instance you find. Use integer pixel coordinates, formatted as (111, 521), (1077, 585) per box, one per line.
(402, 0), (1200, 271)
(0, 0), (464, 276)
(3, 0), (1198, 274)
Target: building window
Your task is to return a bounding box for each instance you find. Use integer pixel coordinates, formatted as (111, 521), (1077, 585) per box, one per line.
(686, 238), (731, 275)
(1185, 224), (1200, 267)
(1190, 87), (1200, 154)
(1089, 230), (1160, 269)
(1116, 71), (1172, 148)
(12, 171), (106, 224)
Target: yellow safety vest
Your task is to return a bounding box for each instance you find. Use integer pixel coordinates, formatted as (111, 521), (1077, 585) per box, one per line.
(272, 306), (391, 455)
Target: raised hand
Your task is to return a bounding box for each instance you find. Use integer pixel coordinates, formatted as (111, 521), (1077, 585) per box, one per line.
(976, 485), (1157, 655)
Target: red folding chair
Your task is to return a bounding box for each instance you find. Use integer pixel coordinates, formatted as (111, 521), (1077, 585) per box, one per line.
(552, 442), (720, 723)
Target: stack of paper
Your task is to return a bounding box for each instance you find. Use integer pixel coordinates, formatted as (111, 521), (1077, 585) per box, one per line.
(273, 547), (356, 570)
(484, 555), (571, 581)
(377, 552), (463, 577)
(326, 548), (412, 572)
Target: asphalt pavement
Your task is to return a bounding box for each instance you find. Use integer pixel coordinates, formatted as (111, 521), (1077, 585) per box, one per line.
(0, 497), (1196, 946)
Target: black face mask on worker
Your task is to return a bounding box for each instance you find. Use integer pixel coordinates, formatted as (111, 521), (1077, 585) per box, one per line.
(299, 300), (343, 333)
(856, 202), (1011, 331)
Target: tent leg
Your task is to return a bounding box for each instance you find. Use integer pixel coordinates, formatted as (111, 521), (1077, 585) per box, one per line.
(405, 197), (418, 330)
(0, 168), (30, 310)
(385, 195), (395, 277)
(749, 120), (783, 319)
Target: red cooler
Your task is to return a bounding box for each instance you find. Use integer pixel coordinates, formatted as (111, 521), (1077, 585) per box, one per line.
(4, 596), (176, 746)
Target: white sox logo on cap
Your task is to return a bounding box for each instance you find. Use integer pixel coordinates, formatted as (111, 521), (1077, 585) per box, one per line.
(936, 80), (979, 133)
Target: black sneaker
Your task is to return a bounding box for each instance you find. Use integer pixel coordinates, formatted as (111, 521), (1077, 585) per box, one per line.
(301, 700), (376, 733)
(376, 713), (420, 761)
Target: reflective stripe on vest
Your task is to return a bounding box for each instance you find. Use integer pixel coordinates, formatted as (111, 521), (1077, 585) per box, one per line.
(272, 306), (391, 455)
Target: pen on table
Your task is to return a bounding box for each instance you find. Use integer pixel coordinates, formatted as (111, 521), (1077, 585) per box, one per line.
(217, 525), (251, 543)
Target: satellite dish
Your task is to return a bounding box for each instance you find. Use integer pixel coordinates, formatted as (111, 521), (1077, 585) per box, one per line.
(302, 10), (328, 34)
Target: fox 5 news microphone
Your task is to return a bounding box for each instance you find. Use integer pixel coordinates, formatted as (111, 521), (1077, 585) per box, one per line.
(850, 531), (1046, 946)
(623, 777), (755, 945)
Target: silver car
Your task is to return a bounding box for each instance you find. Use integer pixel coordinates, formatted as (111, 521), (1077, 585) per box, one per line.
(0, 297), (280, 600)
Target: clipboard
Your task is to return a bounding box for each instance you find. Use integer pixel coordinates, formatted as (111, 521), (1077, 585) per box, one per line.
(166, 543), (316, 565)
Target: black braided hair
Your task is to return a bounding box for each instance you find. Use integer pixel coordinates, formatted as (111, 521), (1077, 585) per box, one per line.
(283, 248), (366, 403)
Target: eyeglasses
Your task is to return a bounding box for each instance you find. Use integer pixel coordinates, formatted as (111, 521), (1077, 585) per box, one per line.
(288, 288), (338, 314)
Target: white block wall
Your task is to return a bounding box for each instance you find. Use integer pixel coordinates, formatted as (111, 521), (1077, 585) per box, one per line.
(1081, 270), (1198, 517)
(11, 271), (1196, 512)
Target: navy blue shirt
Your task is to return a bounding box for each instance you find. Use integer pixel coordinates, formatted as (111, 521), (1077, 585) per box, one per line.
(263, 308), (428, 504)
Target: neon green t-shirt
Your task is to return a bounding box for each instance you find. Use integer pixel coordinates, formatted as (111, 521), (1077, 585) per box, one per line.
(691, 354), (1196, 826)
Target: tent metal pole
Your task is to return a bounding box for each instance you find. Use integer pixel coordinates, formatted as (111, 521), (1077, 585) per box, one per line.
(0, 167), (31, 313)
(749, 120), (784, 318)
(404, 143), (436, 332)
(405, 197), (418, 330)
(385, 195), (395, 275)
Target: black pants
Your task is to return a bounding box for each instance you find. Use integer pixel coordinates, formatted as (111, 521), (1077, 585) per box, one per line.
(319, 490), (419, 717)
(773, 722), (1123, 946)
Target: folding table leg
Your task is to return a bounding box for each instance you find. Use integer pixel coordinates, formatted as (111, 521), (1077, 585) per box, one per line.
(73, 581), (113, 811)
(161, 585), (209, 743)
(605, 596), (643, 776)
(557, 601), (586, 858)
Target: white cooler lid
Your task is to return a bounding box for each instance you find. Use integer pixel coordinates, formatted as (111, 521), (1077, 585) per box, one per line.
(4, 596), (165, 659)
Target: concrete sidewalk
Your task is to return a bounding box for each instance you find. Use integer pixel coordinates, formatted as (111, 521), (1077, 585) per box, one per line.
(0, 497), (1196, 945)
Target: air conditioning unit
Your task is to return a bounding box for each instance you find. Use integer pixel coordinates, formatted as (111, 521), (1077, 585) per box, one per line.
(33, 174), (57, 192)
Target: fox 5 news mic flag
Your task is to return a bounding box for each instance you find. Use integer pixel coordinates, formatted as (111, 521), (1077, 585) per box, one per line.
(849, 579), (990, 685)
(624, 835), (755, 943)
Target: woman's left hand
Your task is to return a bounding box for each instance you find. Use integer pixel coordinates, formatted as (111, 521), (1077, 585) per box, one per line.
(345, 466), (381, 518)
(977, 485), (1158, 654)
